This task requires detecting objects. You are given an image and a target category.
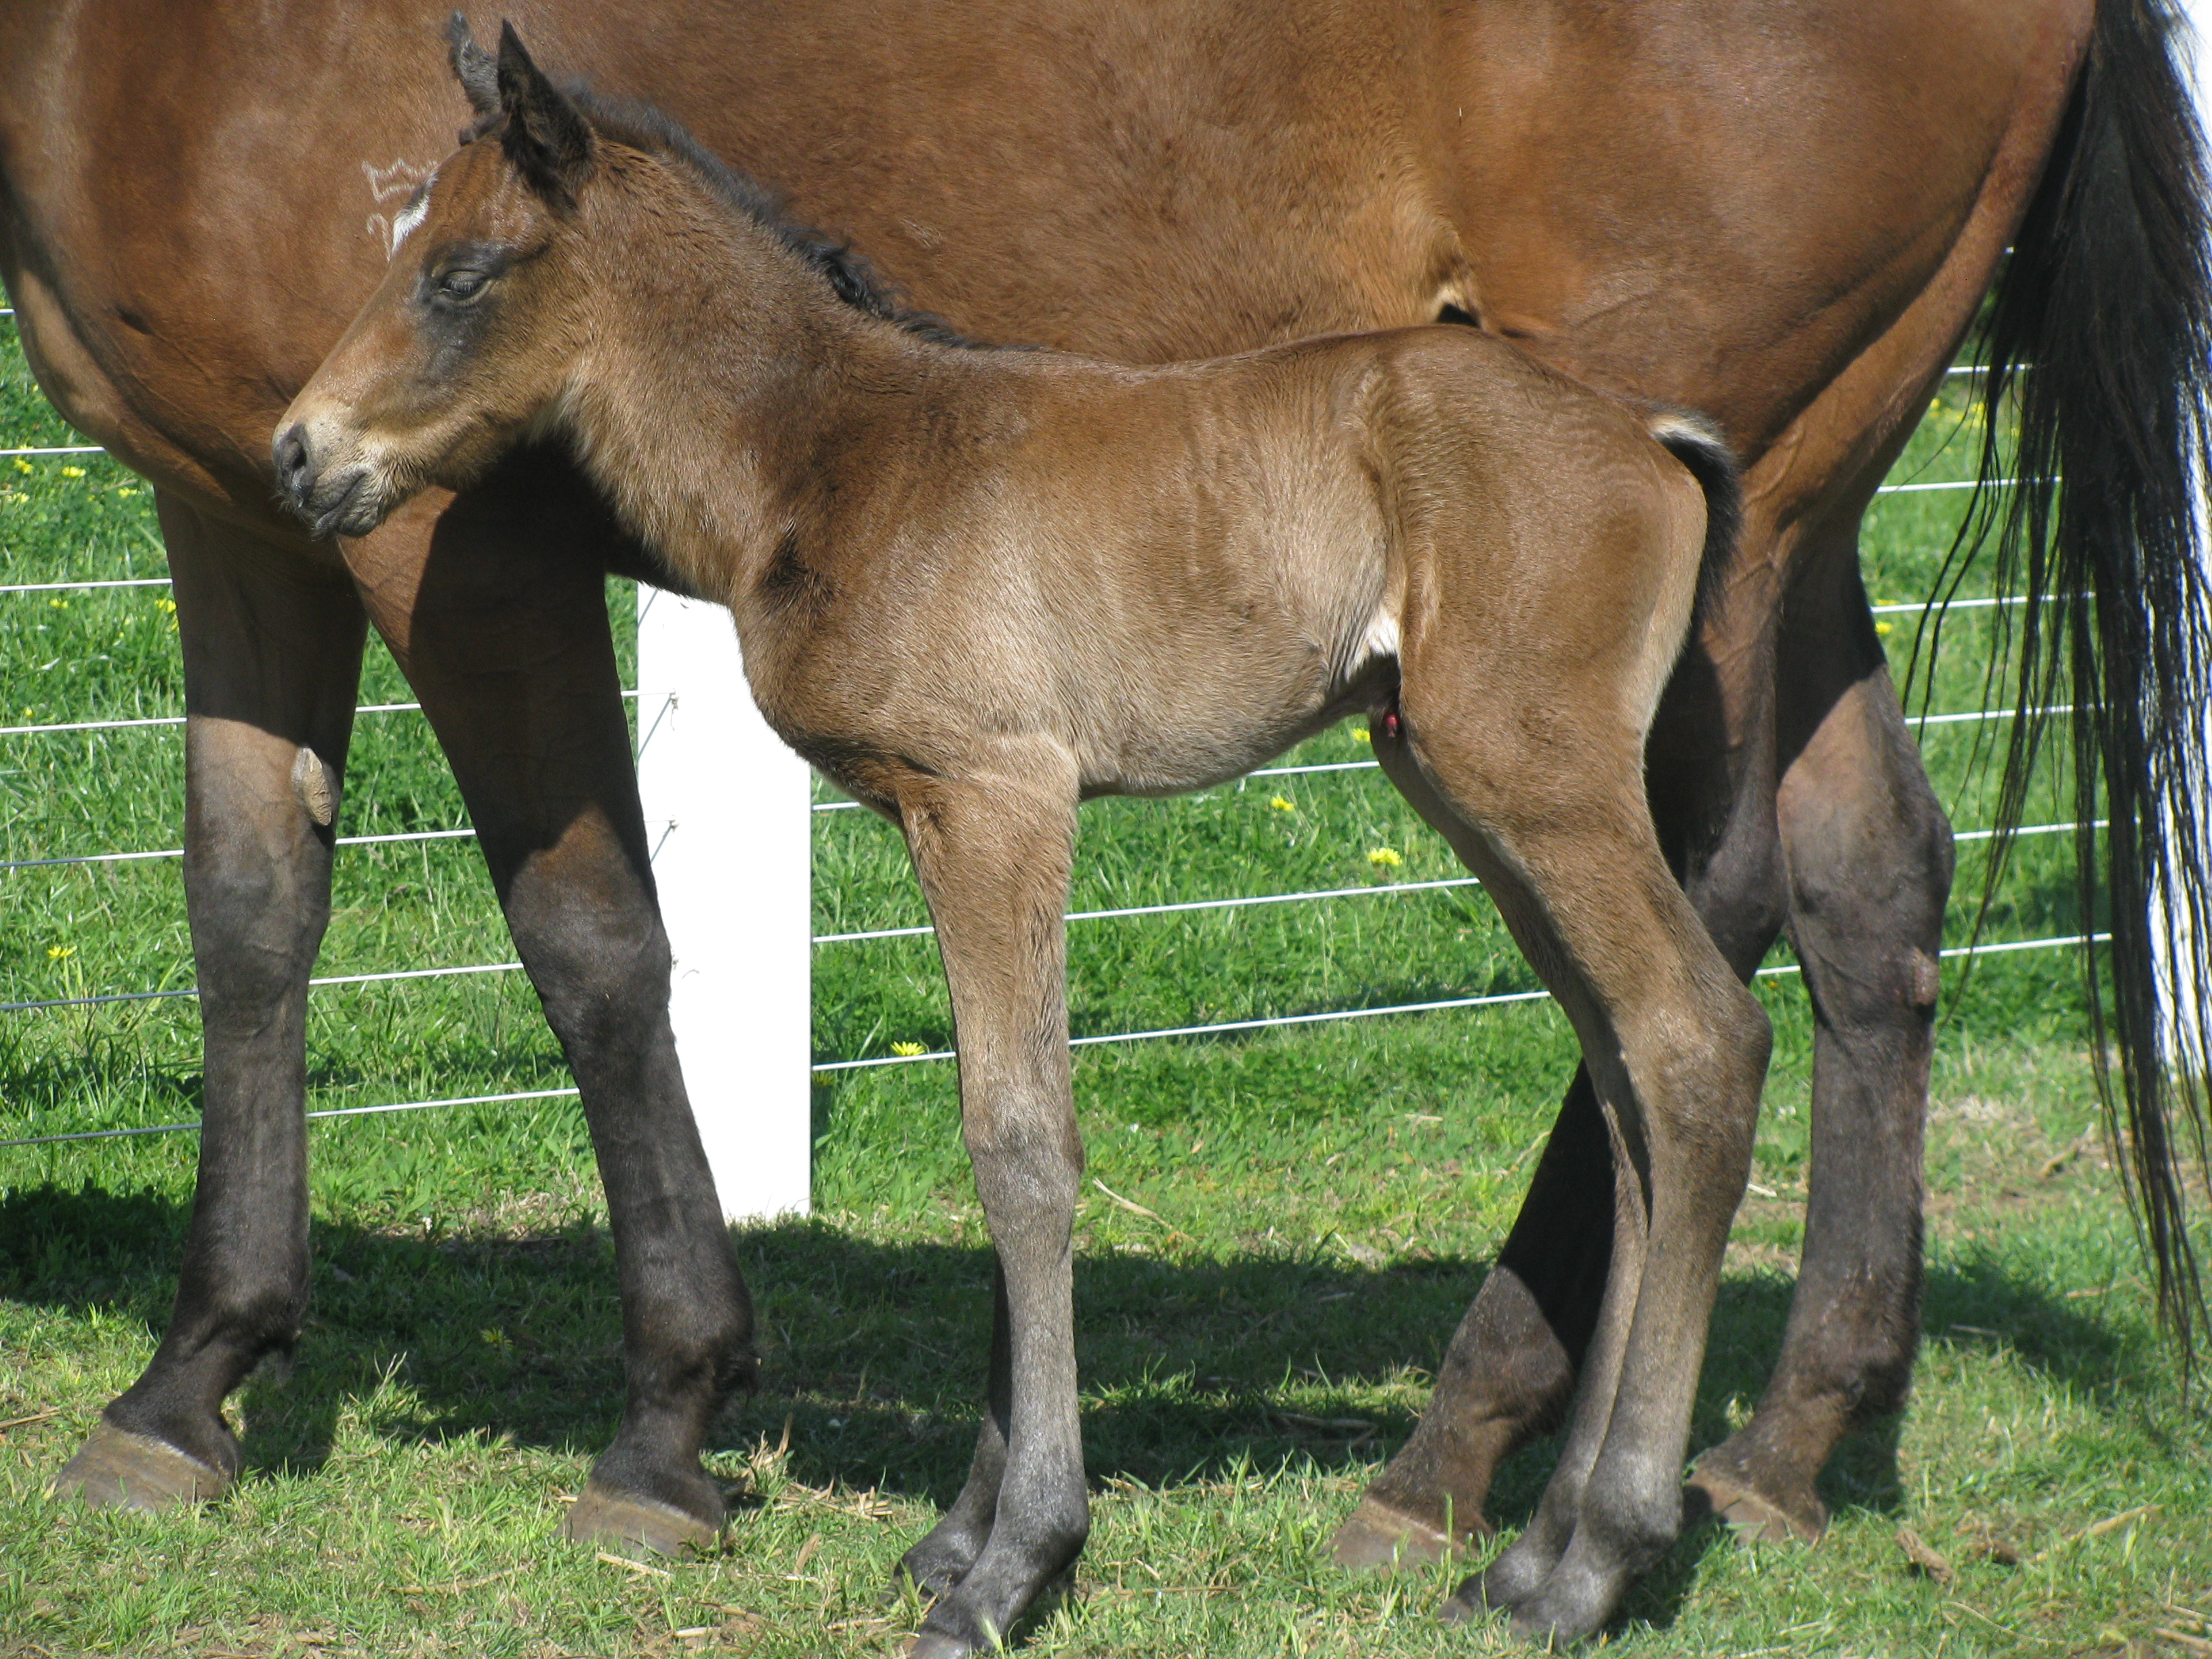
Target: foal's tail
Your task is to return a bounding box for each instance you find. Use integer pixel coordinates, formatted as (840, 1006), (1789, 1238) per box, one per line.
(1936, 0), (2212, 1363)
(1647, 411), (1744, 632)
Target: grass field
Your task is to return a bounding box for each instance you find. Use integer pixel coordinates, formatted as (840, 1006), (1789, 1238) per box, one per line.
(1, 307), (2207, 1659)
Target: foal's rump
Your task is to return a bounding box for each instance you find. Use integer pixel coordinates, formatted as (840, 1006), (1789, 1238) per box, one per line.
(1353, 325), (1721, 744)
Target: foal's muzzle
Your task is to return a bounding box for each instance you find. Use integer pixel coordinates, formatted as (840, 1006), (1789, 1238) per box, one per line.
(272, 421), (388, 541)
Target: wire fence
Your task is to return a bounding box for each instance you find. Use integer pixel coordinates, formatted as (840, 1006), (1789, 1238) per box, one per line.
(0, 371), (2092, 1150)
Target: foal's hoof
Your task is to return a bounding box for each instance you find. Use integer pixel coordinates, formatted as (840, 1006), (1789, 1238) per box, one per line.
(1684, 1465), (1827, 1546)
(52, 1422), (230, 1511)
(561, 1480), (720, 1556)
(1435, 1581), (1490, 1627)
(1330, 1496), (1474, 1573)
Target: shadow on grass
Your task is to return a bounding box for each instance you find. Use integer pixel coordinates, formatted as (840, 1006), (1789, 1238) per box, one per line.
(0, 1182), (2142, 1536)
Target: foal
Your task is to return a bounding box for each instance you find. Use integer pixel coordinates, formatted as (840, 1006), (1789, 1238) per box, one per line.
(277, 26), (1769, 1653)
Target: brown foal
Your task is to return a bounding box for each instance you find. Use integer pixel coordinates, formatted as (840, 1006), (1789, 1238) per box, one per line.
(276, 30), (1767, 1649)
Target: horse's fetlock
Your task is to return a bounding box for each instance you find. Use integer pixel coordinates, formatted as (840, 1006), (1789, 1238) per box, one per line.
(1028, 1492), (1091, 1571)
(198, 1275), (309, 1355)
(1586, 1472), (1683, 1565)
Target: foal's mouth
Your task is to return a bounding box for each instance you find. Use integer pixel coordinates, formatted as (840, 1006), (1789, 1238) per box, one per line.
(272, 421), (392, 541)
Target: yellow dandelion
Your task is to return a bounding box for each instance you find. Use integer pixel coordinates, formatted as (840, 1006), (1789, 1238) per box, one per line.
(155, 597), (177, 614)
(48, 597), (66, 609)
(1270, 796), (1296, 812)
(59, 466), (85, 478)
(118, 487), (139, 498)
(47, 945), (75, 960)
(890, 1040), (926, 1057)
(1352, 728), (1372, 743)
(12, 458), (31, 474)
(1368, 846), (1403, 868)
(1875, 620), (1892, 636)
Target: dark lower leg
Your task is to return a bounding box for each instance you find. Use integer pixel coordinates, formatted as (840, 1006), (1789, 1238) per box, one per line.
(913, 1197), (1085, 1656)
(1335, 1078), (1612, 1563)
(1464, 1124), (1648, 1614)
(899, 1266), (1013, 1595)
(896, 779), (1088, 1657)
(357, 462), (753, 1543)
(1692, 661), (1948, 1541)
(59, 501), (365, 1506)
(1340, 607), (1784, 1565)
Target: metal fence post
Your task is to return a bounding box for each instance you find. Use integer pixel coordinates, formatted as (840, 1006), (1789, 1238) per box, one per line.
(636, 583), (813, 1222)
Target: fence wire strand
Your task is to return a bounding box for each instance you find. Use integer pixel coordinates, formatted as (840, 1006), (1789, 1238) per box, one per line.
(1, 409), (2100, 1150)
(0, 930), (2109, 1147)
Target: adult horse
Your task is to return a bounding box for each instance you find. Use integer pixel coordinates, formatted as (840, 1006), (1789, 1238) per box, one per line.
(2, 0), (2205, 1641)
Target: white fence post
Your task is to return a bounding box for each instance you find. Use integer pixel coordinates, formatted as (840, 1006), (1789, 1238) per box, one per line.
(635, 583), (813, 1222)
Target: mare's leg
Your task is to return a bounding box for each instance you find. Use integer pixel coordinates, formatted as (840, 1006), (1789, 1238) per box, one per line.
(1331, 1079), (1610, 1563)
(893, 760), (1090, 1658)
(56, 497), (366, 1507)
(1336, 567), (1786, 1568)
(1370, 695), (1770, 1645)
(344, 457), (754, 1549)
(1688, 535), (1950, 1542)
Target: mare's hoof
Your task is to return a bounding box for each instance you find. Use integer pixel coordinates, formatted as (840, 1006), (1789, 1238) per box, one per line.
(903, 1635), (976, 1659)
(1330, 1496), (1473, 1572)
(561, 1480), (720, 1555)
(1684, 1466), (1826, 1545)
(52, 1422), (229, 1511)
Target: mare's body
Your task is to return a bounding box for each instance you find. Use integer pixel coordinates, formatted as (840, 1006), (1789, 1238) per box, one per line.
(5, 0), (2206, 1631)
(276, 47), (1766, 1649)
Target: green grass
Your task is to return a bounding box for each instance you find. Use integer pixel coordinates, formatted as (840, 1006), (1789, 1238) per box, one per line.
(2, 322), (2207, 1658)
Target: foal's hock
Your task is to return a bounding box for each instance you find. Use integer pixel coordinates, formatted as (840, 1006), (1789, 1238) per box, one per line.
(277, 24), (1769, 1653)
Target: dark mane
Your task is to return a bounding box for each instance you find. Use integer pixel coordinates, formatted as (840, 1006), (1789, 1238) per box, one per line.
(474, 88), (1003, 351)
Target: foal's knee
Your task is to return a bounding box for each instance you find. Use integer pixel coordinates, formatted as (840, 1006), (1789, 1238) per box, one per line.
(1637, 977), (1771, 1188)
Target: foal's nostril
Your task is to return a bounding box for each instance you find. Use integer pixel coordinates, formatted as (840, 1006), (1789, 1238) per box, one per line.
(273, 423), (312, 505)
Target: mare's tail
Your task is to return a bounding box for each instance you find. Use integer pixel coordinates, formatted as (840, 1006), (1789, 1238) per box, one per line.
(1647, 411), (1744, 630)
(1940, 0), (2212, 1361)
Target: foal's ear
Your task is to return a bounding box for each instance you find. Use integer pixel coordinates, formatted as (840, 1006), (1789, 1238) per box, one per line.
(447, 12), (499, 120)
(493, 21), (594, 207)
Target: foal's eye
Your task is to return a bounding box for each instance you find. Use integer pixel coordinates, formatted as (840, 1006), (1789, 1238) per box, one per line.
(434, 267), (491, 302)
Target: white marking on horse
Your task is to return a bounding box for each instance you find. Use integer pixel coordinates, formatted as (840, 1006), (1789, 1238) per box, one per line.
(390, 188), (432, 249)
(1346, 605), (1399, 678)
(362, 158), (436, 255)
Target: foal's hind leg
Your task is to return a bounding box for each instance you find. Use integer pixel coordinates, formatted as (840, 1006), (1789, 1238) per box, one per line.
(346, 460), (755, 1551)
(1371, 704), (1769, 1643)
(892, 759), (1090, 1658)
(1689, 537), (1950, 1542)
(1336, 571), (1785, 1570)
(55, 497), (365, 1510)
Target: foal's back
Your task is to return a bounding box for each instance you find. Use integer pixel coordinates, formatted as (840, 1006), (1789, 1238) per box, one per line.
(749, 323), (1708, 805)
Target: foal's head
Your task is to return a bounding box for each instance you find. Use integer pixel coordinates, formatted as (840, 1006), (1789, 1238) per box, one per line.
(274, 20), (612, 539)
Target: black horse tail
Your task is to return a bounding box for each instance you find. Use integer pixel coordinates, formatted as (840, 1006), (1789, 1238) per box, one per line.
(1940, 0), (2212, 1363)
(1647, 410), (1744, 632)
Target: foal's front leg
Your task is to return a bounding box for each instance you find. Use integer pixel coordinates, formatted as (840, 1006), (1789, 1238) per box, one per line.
(893, 763), (1089, 1658)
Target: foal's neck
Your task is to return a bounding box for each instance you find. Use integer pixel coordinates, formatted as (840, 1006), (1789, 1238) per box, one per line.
(562, 150), (948, 602)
